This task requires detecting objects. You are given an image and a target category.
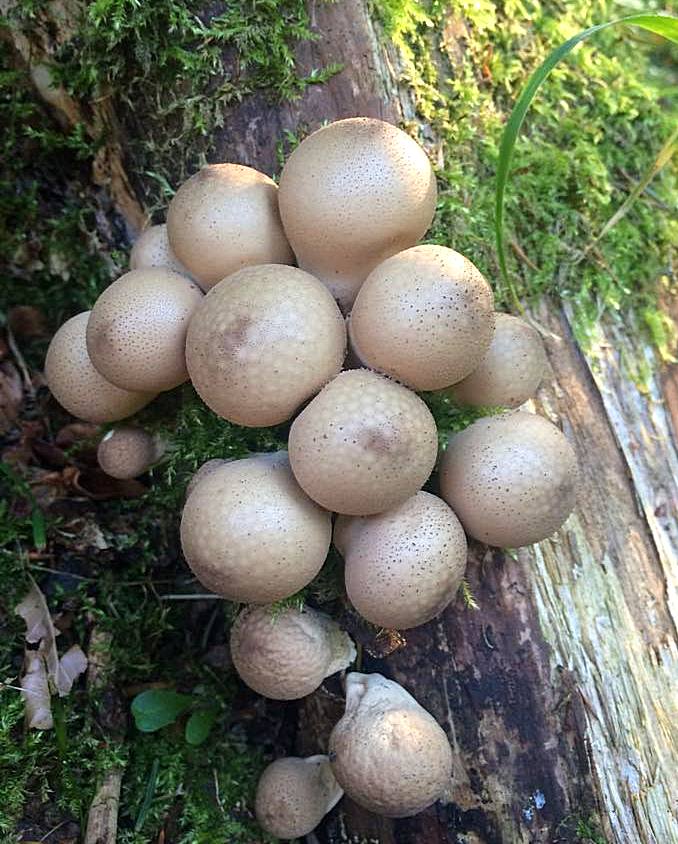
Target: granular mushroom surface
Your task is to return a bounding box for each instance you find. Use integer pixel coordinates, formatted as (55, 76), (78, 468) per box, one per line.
(129, 224), (192, 277)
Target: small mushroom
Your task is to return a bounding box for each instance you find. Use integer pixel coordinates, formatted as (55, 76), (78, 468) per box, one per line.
(329, 672), (452, 817)
(180, 452), (331, 602)
(439, 411), (578, 547)
(186, 264), (346, 427)
(349, 245), (495, 390)
(44, 312), (155, 424)
(129, 223), (192, 277)
(450, 313), (547, 407)
(336, 491), (467, 630)
(166, 163), (294, 291)
(230, 604), (355, 700)
(278, 118), (437, 311)
(255, 755), (343, 839)
(86, 268), (203, 393)
(97, 427), (164, 479)
(288, 369), (438, 515)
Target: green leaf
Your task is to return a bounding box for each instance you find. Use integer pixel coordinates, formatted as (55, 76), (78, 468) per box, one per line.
(184, 706), (218, 745)
(131, 689), (194, 733)
(495, 13), (678, 307)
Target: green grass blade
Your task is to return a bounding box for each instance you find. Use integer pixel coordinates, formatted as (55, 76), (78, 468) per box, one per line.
(495, 13), (678, 306)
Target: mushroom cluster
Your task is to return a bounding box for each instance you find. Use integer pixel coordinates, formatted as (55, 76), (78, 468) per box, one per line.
(43, 117), (579, 835)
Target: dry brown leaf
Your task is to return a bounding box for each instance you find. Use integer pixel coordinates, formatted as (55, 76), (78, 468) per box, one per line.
(0, 360), (23, 434)
(58, 644), (89, 696)
(8, 305), (49, 339)
(21, 651), (53, 730)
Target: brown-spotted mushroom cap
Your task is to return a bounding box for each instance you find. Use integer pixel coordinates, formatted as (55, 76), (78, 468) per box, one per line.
(255, 755), (343, 840)
(44, 312), (155, 424)
(184, 458), (226, 500)
(288, 369), (438, 515)
(450, 313), (547, 407)
(86, 268), (203, 393)
(336, 491), (467, 630)
(97, 427), (164, 479)
(439, 411), (578, 547)
(349, 245), (495, 390)
(185, 264), (346, 427)
(180, 452), (331, 602)
(130, 224), (192, 277)
(329, 672), (452, 817)
(166, 163), (293, 291)
(230, 605), (356, 700)
(278, 117), (437, 311)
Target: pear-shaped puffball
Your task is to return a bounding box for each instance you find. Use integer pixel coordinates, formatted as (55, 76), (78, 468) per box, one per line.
(230, 605), (355, 700)
(279, 118), (437, 311)
(166, 163), (293, 291)
(450, 313), (547, 407)
(180, 452), (331, 603)
(289, 370), (438, 516)
(329, 672), (452, 817)
(439, 411), (578, 547)
(336, 491), (467, 629)
(185, 264), (346, 427)
(130, 224), (192, 277)
(255, 755), (343, 840)
(97, 427), (163, 479)
(44, 312), (155, 424)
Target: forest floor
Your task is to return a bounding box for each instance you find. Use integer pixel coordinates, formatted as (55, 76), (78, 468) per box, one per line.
(0, 0), (676, 842)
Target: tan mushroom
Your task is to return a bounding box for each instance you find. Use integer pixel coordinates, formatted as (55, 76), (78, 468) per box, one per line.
(348, 245), (495, 390)
(129, 223), (192, 277)
(329, 672), (452, 817)
(44, 312), (155, 424)
(184, 458), (226, 500)
(278, 117), (437, 311)
(180, 452), (331, 603)
(185, 264), (346, 427)
(230, 604), (355, 700)
(439, 410), (578, 547)
(450, 313), (547, 407)
(166, 163), (293, 291)
(336, 491), (467, 630)
(288, 370), (438, 515)
(255, 755), (343, 840)
(97, 427), (164, 479)
(86, 268), (203, 393)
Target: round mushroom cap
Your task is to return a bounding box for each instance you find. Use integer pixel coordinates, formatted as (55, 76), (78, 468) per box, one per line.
(439, 411), (578, 547)
(450, 313), (547, 408)
(337, 491), (467, 630)
(255, 755), (343, 839)
(349, 245), (495, 390)
(129, 224), (192, 278)
(329, 672), (452, 817)
(230, 605), (356, 700)
(184, 458), (227, 500)
(86, 268), (203, 392)
(186, 264), (346, 427)
(44, 312), (155, 424)
(180, 452), (331, 603)
(288, 370), (438, 515)
(278, 117), (437, 311)
(166, 163), (294, 291)
(97, 426), (163, 479)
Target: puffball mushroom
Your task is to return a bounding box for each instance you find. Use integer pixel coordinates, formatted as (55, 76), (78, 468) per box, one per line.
(97, 427), (164, 479)
(349, 245), (495, 390)
(184, 458), (226, 500)
(450, 313), (547, 407)
(230, 605), (356, 700)
(180, 452), (331, 602)
(278, 117), (437, 311)
(166, 163), (293, 291)
(44, 312), (155, 424)
(86, 268), (203, 393)
(335, 491), (467, 630)
(329, 672), (452, 817)
(439, 411), (578, 547)
(129, 224), (192, 277)
(255, 755), (343, 840)
(288, 369), (438, 515)
(185, 264), (346, 427)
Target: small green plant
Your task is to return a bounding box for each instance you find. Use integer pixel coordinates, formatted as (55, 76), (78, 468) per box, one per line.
(131, 689), (219, 746)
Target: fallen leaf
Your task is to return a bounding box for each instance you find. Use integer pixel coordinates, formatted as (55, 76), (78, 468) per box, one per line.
(8, 305), (49, 339)
(71, 467), (147, 500)
(55, 422), (100, 448)
(21, 651), (53, 730)
(57, 645), (88, 696)
(0, 360), (23, 434)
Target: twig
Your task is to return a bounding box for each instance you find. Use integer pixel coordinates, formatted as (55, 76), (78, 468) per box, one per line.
(5, 320), (35, 400)
(510, 239), (539, 272)
(160, 593), (221, 600)
(40, 819), (69, 841)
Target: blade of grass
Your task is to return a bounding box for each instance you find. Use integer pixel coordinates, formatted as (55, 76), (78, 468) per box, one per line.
(495, 13), (678, 308)
(135, 757), (160, 833)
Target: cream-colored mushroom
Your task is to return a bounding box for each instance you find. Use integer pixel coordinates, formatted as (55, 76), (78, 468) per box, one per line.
(329, 672), (452, 817)
(129, 223), (192, 277)
(278, 117), (437, 311)
(97, 427), (164, 479)
(255, 755), (343, 840)
(184, 458), (226, 500)
(230, 605), (355, 700)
